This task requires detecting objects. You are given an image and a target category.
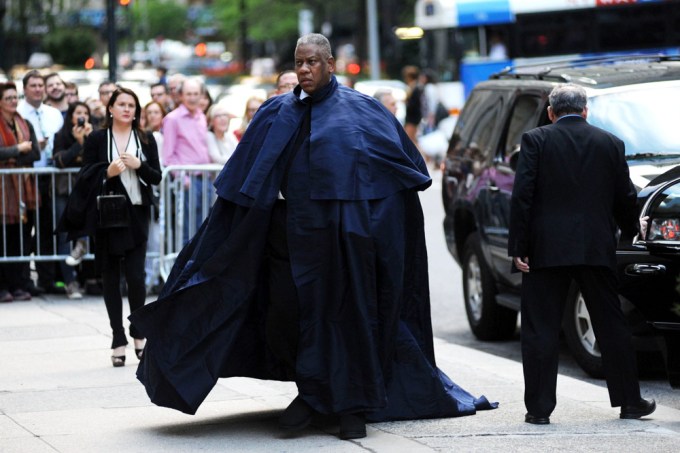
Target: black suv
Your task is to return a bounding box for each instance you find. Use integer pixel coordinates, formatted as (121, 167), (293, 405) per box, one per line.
(442, 56), (680, 386)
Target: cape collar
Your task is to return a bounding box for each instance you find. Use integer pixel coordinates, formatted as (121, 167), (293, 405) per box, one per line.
(293, 75), (338, 105)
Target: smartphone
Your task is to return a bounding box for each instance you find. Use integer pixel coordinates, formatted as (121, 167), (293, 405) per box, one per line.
(77, 117), (85, 127)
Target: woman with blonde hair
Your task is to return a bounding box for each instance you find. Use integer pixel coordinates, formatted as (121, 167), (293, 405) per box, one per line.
(142, 101), (166, 159)
(206, 104), (238, 165)
(234, 96), (264, 142)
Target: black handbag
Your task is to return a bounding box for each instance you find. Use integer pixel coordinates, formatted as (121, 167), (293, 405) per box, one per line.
(97, 193), (130, 228)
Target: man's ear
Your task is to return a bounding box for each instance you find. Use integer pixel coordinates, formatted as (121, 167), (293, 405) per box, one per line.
(328, 57), (336, 74)
(547, 106), (556, 123)
(581, 106), (588, 120)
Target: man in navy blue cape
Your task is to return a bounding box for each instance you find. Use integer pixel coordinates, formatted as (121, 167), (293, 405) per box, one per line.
(129, 33), (496, 440)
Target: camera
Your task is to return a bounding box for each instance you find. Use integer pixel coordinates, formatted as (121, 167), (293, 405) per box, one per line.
(77, 117), (85, 127)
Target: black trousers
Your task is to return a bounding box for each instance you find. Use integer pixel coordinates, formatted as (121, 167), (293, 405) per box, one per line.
(102, 240), (147, 349)
(521, 265), (641, 417)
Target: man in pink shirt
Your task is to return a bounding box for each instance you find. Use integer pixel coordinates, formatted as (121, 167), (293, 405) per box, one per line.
(162, 77), (210, 242)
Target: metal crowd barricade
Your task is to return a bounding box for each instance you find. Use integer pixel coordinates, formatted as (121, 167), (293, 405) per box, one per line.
(157, 164), (224, 282)
(0, 167), (89, 263)
(1, 165), (223, 289)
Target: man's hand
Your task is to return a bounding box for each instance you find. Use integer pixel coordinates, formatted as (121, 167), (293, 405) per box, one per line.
(514, 256), (530, 273)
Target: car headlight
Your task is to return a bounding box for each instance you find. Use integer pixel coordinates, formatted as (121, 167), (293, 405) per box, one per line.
(648, 218), (680, 241)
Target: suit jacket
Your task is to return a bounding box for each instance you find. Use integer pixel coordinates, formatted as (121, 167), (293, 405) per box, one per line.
(508, 115), (638, 270)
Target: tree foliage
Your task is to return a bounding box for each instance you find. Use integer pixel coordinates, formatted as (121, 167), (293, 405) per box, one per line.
(132, 0), (189, 41)
(212, 0), (302, 42)
(42, 27), (98, 67)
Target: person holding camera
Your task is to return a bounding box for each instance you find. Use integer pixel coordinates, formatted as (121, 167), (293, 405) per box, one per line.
(58, 87), (162, 366)
(53, 101), (93, 299)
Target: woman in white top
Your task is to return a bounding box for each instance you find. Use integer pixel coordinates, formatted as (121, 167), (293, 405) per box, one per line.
(68, 88), (162, 367)
(206, 104), (238, 165)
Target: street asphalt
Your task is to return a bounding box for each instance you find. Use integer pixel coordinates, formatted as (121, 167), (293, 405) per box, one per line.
(1, 294), (679, 452)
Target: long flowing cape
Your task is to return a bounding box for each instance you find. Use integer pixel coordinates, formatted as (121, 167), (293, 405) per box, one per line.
(130, 77), (497, 419)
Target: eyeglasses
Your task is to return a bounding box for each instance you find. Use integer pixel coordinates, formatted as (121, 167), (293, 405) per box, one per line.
(65, 92), (78, 97)
(277, 83), (297, 90)
(1, 96), (18, 101)
(99, 90), (115, 96)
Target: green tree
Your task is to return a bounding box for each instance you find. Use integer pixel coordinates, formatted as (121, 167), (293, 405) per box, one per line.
(43, 27), (98, 67)
(132, 0), (189, 41)
(213, 0), (301, 42)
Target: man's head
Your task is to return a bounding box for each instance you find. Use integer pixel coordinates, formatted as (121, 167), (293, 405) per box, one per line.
(44, 72), (65, 103)
(167, 73), (187, 106)
(64, 82), (79, 104)
(98, 81), (117, 106)
(22, 70), (45, 106)
(150, 83), (169, 107)
(548, 83), (588, 122)
(294, 33), (335, 95)
(179, 78), (203, 113)
(276, 70), (298, 95)
(374, 89), (398, 116)
(402, 65), (420, 85)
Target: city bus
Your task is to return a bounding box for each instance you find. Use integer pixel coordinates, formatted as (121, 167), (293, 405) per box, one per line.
(414, 0), (680, 97)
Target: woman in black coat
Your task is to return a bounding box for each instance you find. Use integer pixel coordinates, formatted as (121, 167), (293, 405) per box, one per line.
(52, 101), (93, 298)
(80, 87), (162, 366)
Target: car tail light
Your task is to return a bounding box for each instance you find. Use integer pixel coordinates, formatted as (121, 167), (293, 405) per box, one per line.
(648, 218), (680, 241)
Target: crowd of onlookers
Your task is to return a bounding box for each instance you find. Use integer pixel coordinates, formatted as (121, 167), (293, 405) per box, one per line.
(0, 68), (304, 304)
(0, 64), (440, 304)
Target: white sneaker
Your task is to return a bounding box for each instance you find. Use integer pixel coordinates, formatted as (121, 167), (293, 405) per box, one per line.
(66, 239), (87, 266)
(66, 281), (83, 299)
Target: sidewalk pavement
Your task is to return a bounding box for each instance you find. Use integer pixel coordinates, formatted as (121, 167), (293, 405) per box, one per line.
(2, 294), (680, 453)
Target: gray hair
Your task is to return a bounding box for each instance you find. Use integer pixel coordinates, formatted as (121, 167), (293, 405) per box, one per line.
(373, 89), (393, 103)
(296, 33), (333, 60)
(549, 84), (587, 117)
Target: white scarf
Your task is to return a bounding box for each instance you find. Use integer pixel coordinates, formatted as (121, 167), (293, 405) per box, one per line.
(108, 129), (143, 205)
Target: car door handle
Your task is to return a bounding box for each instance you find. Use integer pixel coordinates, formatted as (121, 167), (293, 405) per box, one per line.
(625, 263), (666, 276)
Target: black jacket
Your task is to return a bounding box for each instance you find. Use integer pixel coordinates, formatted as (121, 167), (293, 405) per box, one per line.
(508, 115), (638, 270)
(57, 128), (162, 269)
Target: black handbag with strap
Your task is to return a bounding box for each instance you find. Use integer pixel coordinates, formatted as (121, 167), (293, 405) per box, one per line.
(97, 192), (129, 228)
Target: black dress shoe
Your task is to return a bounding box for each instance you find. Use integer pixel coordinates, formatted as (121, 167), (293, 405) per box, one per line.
(620, 398), (656, 419)
(11, 289), (31, 301)
(279, 396), (315, 431)
(339, 413), (366, 440)
(525, 413), (550, 425)
(0, 290), (14, 303)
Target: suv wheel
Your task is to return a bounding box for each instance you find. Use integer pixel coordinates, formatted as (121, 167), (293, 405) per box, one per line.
(563, 286), (604, 378)
(462, 233), (517, 340)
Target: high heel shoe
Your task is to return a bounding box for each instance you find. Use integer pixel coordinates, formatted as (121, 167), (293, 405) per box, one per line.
(135, 348), (144, 360)
(111, 355), (126, 367)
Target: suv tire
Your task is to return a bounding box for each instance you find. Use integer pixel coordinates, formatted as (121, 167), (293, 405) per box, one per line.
(563, 286), (605, 378)
(462, 232), (517, 340)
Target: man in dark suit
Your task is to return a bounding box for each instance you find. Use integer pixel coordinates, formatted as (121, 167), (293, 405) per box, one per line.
(508, 83), (656, 425)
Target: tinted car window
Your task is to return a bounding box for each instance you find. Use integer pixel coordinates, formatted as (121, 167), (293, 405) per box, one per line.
(452, 89), (494, 153)
(503, 95), (544, 161)
(470, 103), (501, 162)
